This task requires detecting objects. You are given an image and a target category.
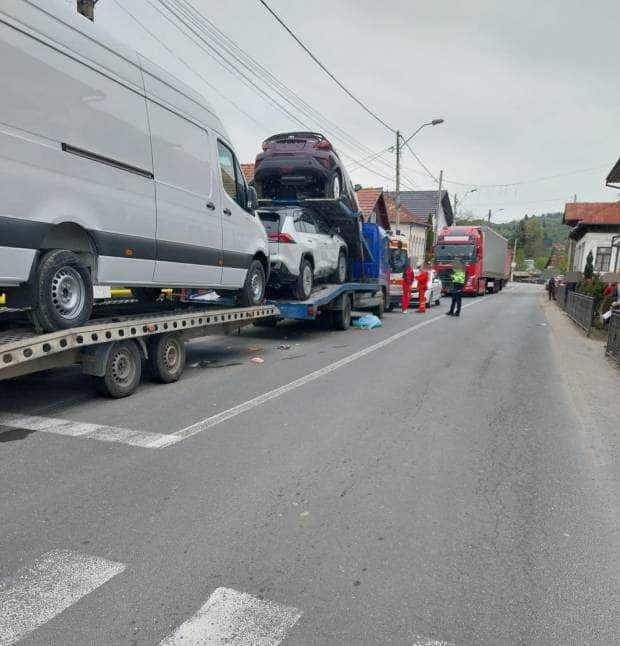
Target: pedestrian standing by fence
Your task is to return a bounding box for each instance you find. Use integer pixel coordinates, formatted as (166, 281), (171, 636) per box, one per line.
(547, 276), (556, 300)
(416, 263), (429, 313)
(446, 262), (465, 317)
(401, 259), (414, 314)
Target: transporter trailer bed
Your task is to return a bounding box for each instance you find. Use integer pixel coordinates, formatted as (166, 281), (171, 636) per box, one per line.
(0, 304), (278, 398)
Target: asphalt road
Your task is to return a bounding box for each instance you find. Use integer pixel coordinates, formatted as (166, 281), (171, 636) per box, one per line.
(0, 284), (617, 645)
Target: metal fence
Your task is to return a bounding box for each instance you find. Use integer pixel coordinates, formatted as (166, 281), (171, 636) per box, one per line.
(555, 284), (568, 309)
(565, 291), (595, 334)
(606, 310), (620, 364)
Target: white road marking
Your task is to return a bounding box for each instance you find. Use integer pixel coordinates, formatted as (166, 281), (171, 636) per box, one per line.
(0, 413), (176, 448)
(412, 639), (455, 646)
(159, 587), (302, 646)
(171, 296), (491, 443)
(0, 550), (125, 646)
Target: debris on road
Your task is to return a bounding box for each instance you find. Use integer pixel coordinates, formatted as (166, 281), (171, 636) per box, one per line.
(247, 345), (263, 353)
(352, 314), (382, 329)
(251, 357), (265, 364)
(277, 344), (292, 350)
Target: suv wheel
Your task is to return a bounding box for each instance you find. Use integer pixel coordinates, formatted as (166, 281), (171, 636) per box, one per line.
(331, 250), (347, 284)
(326, 172), (342, 200)
(294, 259), (313, 300)
(33, 249), (93, 332)
(239, 260), (266, 306)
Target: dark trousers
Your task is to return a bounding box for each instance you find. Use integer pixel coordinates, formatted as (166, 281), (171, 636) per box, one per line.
(449, 286), (463, 315)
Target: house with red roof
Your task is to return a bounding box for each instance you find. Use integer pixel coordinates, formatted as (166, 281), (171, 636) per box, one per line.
(563, 202), (620, 273)
(354, 187), (390, 230)
(241, 163), (255, 183)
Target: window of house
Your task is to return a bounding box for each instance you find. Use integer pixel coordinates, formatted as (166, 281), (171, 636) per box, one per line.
(594, 247), (612, 272)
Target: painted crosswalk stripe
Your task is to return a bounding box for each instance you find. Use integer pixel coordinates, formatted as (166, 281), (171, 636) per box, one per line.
(0, 550), (125, 646)
(159, 587), (302, 646)
(0, 413), (176, 448)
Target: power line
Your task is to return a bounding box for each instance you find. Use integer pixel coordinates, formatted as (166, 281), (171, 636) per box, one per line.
(112, 0), (270, 132)
(152, 0), (398, 178)
(443, 165), (609, 188)
(257, 0), (396, 133)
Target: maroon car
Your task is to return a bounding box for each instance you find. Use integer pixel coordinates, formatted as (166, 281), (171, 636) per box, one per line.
(253, 132), (358, 209)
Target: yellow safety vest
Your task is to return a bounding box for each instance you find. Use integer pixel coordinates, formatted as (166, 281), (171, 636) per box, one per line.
(452, 270), (465, 284)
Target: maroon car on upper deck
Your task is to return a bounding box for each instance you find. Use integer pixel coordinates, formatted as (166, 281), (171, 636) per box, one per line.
(253, 132), (358, 210)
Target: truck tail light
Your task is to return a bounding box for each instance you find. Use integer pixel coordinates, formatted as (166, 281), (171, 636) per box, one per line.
(268, 232), (296, 243)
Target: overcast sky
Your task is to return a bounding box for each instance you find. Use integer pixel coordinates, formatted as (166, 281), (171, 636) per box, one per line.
(89, 0), (619, 222)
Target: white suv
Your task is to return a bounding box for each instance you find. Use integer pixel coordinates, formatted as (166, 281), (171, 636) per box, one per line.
(259, 208), (348, 300)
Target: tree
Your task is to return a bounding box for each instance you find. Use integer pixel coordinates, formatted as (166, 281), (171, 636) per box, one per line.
(584, 250), (594, 280)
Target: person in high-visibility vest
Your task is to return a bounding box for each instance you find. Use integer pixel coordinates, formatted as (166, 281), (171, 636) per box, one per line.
(401, 259), (414, 313)
(446, 263), (466, 316)
(416, 263), (429, 313)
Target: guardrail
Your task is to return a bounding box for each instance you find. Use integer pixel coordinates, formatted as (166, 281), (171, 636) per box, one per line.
(606, 310), (620, 364)
(565, 291), (594, 335)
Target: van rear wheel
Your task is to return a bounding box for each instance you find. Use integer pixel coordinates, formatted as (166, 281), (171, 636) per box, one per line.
(33, 250), (93, 332)
(239, 260), (266, 306)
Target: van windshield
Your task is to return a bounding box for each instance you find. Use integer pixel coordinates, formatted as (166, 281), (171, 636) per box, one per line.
(389, 248), (408, 273)
(434, 244), (476, 262)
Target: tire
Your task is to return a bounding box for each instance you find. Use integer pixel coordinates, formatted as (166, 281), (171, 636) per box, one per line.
(332, 294), (352, 330)
(148, 333), (186, 383)
(239, 259), (266, 306)
(371, 294), (385, 319)
(326, 172), (342, 200)
(331, 250), (348, 284)
(33, 249), (93, 332)
(94, 341), (142, 398)
(294, 258), (314, 300)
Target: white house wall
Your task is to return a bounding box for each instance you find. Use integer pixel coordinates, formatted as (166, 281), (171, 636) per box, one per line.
(572, 231), (620, 273)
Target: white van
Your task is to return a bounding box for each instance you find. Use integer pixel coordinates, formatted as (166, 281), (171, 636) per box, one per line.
(0, 0), (269, 331)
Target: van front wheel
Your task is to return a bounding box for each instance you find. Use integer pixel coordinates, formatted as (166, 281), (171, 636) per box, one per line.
(33, 250), (93, 332)
(239, 260), (266, 306)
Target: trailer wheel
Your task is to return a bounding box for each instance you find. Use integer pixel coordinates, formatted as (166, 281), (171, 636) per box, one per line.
(149, 333), (186, 383)
(94, 341), (142, 398)
(332, 295), (352, 330)
(371, 293), (385, 319)
(33, 250), (93, 332)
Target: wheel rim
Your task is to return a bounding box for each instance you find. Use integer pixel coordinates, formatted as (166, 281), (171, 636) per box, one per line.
(331, 175), (341, 198)
(302, 265), (313, 295)
(338, 254), (346, 281)
(111, 348), (136, 387)
(162, 340), (180, 372)
(50, 266), (86, 320)
(250, 268), (264, 302)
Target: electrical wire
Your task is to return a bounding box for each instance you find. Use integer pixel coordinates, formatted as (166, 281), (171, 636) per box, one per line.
(112, 0), (271, 133)
(443, 165), (609, 188)
(257, 0), (396, 133)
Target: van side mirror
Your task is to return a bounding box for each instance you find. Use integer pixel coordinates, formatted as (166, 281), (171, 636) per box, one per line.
(246, 186), (259, 212)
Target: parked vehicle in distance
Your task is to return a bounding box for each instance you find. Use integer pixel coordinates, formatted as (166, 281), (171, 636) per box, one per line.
(253, 132), (358, 210)
(259, 207), (348, 300)
(0, 0), (268, 332)
(433, 226), (510, 295)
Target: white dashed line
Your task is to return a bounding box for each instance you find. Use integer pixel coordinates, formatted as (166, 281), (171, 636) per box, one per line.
(172, 296), (491, 443)
(159, 587), (302, 646)
(0, 550), (125, 646)
(412, 639), (456, 646)
(0, 414), (176, 448)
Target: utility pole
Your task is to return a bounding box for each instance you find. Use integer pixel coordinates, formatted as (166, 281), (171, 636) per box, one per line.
(77, 0), (96, 21)
(395, 130), (401, 230)
(510, 238), (517, 282)
(454, 193), (458, 217)
(433, 169), (443, 243)
(487, 209), (492, 223)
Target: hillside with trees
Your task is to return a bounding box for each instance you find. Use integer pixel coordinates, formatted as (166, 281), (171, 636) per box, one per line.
(456, 212), (570, 270)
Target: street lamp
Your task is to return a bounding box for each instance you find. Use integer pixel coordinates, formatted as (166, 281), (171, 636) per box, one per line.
(395, 118), (444, 227)
(487, 208), (504, 223)
(454, 188), (477, 217)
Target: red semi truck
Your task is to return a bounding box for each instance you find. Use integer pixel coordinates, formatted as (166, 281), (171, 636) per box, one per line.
(433, 225), (510, 295)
